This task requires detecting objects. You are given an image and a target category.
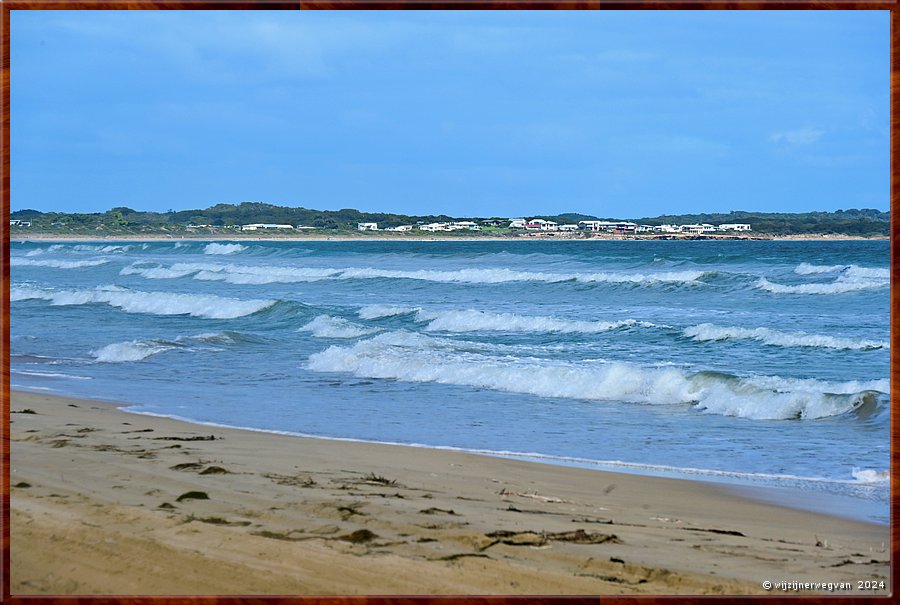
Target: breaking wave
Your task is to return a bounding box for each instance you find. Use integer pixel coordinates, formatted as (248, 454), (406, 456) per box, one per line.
(204, 243), (247, 255)
(121, 262), (337, 284)
(298, 315), (379, 339)
(72, 244), (131, 253)
(119, 260), (709, 287)
(10, 285), (275, 319)
(794, 263), (847, 275)
(307, 332), (887, 421)
(683, 323), (888, 350)
(24, 244), (65, 256)
(357, 305), (421, 320)
(756, 268), (889, 294)
(92, 340), (176, 363)
(851, 468), (889, 483)
(91, 331), (256, 363)
(11, 258), (111, 269)
(417, 309), (658, 334)
(121, 262), (212, 279)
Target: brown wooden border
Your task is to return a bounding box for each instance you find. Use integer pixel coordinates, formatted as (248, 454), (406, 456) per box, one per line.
(0, 2), (895, 603)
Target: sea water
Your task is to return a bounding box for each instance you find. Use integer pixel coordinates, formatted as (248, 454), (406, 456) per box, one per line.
(9, 239), (890, 523)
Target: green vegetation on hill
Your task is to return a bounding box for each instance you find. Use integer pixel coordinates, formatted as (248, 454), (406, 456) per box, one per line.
(8, 203), (890, 237)
(634, 209), (889, 237)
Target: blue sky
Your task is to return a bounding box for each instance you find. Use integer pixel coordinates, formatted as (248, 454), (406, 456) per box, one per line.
(11, 10), (888, 218)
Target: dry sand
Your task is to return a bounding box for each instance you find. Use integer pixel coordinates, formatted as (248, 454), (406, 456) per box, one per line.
(9, 390), (891, 596)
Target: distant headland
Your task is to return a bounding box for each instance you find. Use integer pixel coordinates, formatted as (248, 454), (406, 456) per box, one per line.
(9, 203), (889, 240)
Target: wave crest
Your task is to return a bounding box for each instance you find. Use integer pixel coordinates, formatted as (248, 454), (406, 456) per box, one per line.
(358, 305), (421, 320)
(12, 258), (111, 269)
(299, 315), (379, 339)
(11, 285), (275, 319)
(72, 244), (131, 253)
(119, 260), (710, 287)
(204, 243), (247, 255)
(794, 263), (847, 275)
(417, 309), (657, 334)
(683, 323), (887, 350)
(92, 340), (175, 363)
(307, 331), (887, 420)
(756, 274), (888, 295)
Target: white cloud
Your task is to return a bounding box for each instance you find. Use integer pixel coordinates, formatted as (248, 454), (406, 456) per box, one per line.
(770, 127), (825, 145)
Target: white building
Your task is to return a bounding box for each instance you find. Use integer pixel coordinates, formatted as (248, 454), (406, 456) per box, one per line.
(578, 220), (618, 232)
(680, 224), (706, 234)
(450, 221), (481, 231)
(525, 219), (558, 231)
(241, 223), (294, 231)
(654, 224), (682, 233)
(508, 219), (527, 229)
(357, 222), (378, 231)
(578, 221), (636, 233)
(419, 222), (450, 232)
(718, 223), (751, 231)
(558, 224), (580, 232)
(385, 225), (414, 232)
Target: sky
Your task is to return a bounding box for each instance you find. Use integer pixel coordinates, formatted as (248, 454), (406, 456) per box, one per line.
(11, 10), (889, 219)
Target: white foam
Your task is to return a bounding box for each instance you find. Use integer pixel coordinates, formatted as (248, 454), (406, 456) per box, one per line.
(756, 273), (888, 295)
(336, 267), (707, 285)
(203, 243), (246, 255)
(122, 262), (338, 284)
(11, 370), (92, 380)
(417, 309), (655, 334)
(10, 285), (275, 319)
(298, 315), (379, 339)
(92, 340), (175, 363)
(190, 331), (240, 345)
(11, 258), (111, 269)
(121, 260), (708, 287)
(194, 265), (338, 284)
(575, 270), (707, 284)
(851, 468), (889, 483)
(25, 244), (66, 256)
(307, 331), (887, 421)
(794, 262), (847, 275)
(73, 244), (131, 253)
(120, 262), (214, 279)
(843, 265), (889, 279)
(684, 323), (888, 350)
(358, 305), (421, 320)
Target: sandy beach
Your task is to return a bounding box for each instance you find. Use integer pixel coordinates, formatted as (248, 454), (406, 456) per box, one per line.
(8, 390), (890, 596)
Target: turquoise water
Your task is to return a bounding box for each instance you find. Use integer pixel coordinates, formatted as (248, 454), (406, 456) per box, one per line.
(9, 239), (890, 522)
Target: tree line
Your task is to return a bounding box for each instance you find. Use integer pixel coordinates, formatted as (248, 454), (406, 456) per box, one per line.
(9, 202), (890, 236)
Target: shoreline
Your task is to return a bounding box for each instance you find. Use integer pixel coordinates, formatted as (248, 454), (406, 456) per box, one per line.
(111, 401), (889, 527)
(10, 390), (890, 595)
(10, 233), (888, 243)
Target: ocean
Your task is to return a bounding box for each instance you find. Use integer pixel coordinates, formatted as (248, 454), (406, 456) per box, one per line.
(9, 238), (890, 523)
